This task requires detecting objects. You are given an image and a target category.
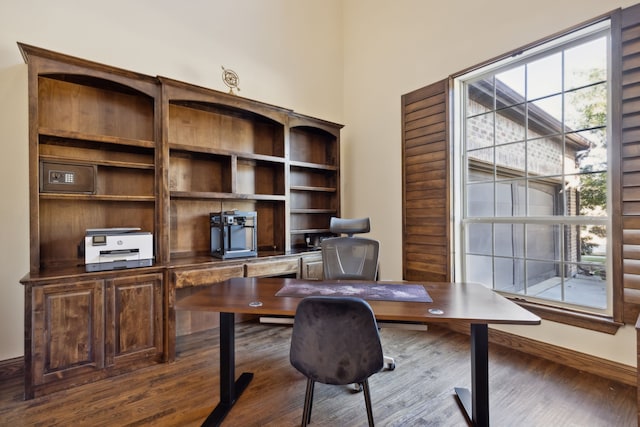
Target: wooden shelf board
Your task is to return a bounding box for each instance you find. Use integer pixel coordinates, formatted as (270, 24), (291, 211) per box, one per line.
(290, 160), (338, 171)
(290, 186), (336, 192)
(290, 209), (336, 214)
(39, 193), (155, 202)
(169, 142), (285, 164)
(170, 191), (286, 201)
(39, 154), (155, 170)
(40, 127), (155, 149)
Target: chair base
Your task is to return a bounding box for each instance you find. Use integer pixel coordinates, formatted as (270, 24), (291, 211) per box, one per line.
(384, 355), (396, 370)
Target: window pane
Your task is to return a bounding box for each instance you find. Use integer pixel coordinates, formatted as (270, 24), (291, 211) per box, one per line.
(495, 104), (526, 144)
(496, 180), (526, 216)
(495, 223), (524, 257)
(527, 53), (562, 99)
(467, 148), (494, 182)
(467, 162), (494, 183)
(496, 142), (525, 174)
(528, 94), (563, 137)
(526, 224), (560, 261)
(495, 257), (525, 292)
(466, 112), (494, 149)
(564, 176), (580, 216)
(564, 226), (580, 264)
(527, 179), (559, 216)
(467, 76), (494, 116)
(571, 128), (607, 173)
(467, 182), (494, 216)
(466, 254), (493, 287)
(565, 83), (607, 131)
(572, 172), (607, 215)
(562, 266), (606, 308)
(526, 260), (561, 288)
(527, 137), (564, 176)
(565, 37), (607, 91)
(496, 66), (525, 106)
(467, 223), (493, 255)
(568, 224), (607, 261)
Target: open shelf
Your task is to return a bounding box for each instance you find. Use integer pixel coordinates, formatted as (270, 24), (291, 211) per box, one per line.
(290, 126), (337, 166)
(38, 75), (155, 144)
(167, 101), (285, 156)
(38, 198), (155, 270)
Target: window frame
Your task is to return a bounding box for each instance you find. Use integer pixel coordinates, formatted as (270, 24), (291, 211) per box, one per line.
(450, 14), (624, 333)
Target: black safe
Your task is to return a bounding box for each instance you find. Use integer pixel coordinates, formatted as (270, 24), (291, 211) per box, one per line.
(210, 211), (258, 259)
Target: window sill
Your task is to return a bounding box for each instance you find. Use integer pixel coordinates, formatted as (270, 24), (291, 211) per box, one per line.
(512, 299), (622, 334)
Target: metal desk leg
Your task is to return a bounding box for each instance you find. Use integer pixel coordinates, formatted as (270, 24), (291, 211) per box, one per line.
(454, 323), (489, 427)
(201, 312), (254, 427)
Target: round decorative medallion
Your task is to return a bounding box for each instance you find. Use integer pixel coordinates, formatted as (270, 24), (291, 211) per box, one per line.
(221, 66), (240, 94)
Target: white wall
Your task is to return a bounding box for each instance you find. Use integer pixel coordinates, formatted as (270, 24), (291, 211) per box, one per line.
(342, 0), (639, 366)
(0, 64), (28, 361)
(0, 0), (343, 360)
(1, 0), (639, 369)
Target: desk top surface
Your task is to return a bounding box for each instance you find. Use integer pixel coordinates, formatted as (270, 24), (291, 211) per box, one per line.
(176, 277), (541, 326)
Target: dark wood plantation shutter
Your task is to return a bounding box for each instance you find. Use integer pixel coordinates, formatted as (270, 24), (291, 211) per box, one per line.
(401, 79), (450, 282)
(618, 3), (640, 324)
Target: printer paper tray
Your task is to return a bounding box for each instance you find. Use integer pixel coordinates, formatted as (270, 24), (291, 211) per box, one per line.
(85, 259), (153, 272)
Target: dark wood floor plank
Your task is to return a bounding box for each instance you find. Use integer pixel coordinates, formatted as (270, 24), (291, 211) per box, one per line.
(0, 322), (635, 426)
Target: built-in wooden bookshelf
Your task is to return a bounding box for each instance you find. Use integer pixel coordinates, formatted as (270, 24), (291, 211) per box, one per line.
(18, 43), (341, 398)
(289, 114), (340, 249)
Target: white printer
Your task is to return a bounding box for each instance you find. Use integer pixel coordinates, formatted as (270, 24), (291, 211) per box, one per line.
(84, 228), (153, 272)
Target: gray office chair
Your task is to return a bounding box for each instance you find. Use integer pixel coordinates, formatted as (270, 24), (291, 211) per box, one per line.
(321, 217), (379, 280)
(290, 296), (384, 427)
(321, 217), (396, 373)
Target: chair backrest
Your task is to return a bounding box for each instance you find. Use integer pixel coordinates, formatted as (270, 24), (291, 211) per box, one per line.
(322, 217), (380, 280)
(289, 296), (384, 385)
(321, 237), (379, 280)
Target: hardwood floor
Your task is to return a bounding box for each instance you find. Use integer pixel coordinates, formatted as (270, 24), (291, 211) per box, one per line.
(0, 322), (636, 426)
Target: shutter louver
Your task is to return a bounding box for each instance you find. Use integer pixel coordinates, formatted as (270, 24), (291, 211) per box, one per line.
(619, 4), (640, 323)
(401, 79), (450, 282)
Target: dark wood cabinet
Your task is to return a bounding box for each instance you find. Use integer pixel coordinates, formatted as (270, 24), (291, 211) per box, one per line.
(24, 271), (163, 398)
(18, 43), (341, 397)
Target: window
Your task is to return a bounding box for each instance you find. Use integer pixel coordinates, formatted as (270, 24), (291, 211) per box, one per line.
(454, 21), (611, 315)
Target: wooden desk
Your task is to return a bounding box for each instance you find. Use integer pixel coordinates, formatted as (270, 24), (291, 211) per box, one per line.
(176, 277), (541, 426)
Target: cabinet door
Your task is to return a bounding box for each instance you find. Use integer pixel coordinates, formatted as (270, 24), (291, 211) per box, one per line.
(105, 273), (163, 367)
(301, 253), (323, 280)
(31, 280), (104, 388)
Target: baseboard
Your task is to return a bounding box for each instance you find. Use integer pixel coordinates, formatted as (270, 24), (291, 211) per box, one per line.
(0, 356), (23, 381)
(447, 322), (637, 387)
